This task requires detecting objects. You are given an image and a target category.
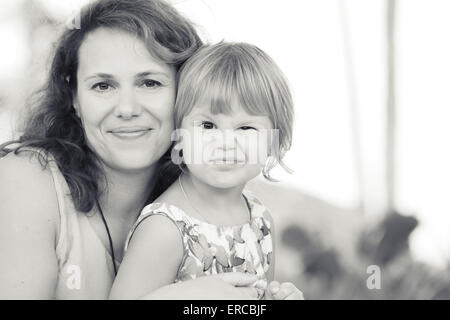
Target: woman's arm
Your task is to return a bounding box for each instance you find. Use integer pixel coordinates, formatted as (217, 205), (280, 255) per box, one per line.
(0, 153), (60, 299)
(141, 272), (262, 300)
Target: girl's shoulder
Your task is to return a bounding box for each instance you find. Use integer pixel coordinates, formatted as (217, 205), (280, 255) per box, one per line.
(243, 188), (273, 223)
(139, 202), (188, 223)
(140, 188), (273, 228)
(141, 179), (195, 226)
(242, 188), (264, 207)
(124, 202), (190, 253)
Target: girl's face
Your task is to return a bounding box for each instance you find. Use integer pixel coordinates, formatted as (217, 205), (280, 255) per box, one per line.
(74, 28), (176, 172)
(179, 100), (273, 189)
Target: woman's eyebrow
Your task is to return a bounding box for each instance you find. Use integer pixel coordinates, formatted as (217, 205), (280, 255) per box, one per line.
(83, 71), (169, 82)
(84, 73), (114, 82)
(136, 71), (169, 79)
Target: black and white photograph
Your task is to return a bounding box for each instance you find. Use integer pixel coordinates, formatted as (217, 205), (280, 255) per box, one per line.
(0, 0), (449, 304)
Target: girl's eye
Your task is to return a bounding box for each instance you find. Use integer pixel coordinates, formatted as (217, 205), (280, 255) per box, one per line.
(239, 126), (257, 131)
(92, 82), (113, 92)
(142, 80), (162, 88)
(201, 121), (216, 129)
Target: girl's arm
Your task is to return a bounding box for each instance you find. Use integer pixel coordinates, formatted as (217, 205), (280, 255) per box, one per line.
(110, 213), (263, 300)
(109, 214), (183, 299)
(0, 154), (59, 299)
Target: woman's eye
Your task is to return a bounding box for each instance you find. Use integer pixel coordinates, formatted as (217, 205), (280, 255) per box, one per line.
(92, 82), (112, 91)
(201, 121), (216, 129)
(142, 80), (162, 88)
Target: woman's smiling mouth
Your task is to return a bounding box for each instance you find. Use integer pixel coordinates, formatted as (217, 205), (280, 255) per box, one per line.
(108, 126), (153, 139)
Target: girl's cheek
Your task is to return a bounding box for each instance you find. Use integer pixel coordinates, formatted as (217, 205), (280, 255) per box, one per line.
(239, 132), (270, 165)
(180, 129), (212, 165)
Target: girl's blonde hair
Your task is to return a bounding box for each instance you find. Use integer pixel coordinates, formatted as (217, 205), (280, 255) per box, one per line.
(174, 42), (294, 179)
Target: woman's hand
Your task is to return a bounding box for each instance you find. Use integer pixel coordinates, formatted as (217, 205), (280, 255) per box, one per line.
(266, 281), (305, 300)
(141, 272), (265, 300)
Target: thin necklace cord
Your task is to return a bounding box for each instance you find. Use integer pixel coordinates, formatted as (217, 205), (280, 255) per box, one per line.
(178, 174), (252, 225)
(95, 198), (117, 276)
(178, 175), (212, 224)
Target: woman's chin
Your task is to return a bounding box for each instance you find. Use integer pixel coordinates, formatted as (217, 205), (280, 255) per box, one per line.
(103, 153), (161, 173)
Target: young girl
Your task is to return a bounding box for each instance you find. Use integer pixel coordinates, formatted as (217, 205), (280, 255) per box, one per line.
(110, 42), (303, 300)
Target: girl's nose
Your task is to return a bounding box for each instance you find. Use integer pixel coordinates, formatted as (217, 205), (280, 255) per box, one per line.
(218, 129), (237, 150)
(113, 88), (142, 119)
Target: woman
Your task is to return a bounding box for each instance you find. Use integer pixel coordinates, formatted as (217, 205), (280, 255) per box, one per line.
(0, 0), (262, 299)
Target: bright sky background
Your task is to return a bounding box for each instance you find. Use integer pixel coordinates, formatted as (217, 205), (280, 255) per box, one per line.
(0, 0), (448, 268)
(175, 0), (450, 268)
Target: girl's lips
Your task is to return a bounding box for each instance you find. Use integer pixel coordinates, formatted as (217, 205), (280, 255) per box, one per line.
(208, 159), (246, 165)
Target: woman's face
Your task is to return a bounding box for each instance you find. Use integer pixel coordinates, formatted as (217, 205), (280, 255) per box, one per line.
(74, 27), (176, 173)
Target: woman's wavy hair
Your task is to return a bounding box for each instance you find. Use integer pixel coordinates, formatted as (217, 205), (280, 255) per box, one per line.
(0, 0), (202, 212)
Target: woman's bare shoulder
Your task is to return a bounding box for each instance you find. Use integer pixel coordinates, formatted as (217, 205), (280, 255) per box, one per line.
(0, 151), (59, 230)
(0, 150), (56, 194)
(0, 151), (60, 298)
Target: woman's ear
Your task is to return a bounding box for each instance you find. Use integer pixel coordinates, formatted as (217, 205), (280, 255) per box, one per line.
(72, 96), (81, 118)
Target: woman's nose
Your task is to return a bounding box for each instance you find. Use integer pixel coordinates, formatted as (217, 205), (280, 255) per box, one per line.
(113, 88), (142, 119)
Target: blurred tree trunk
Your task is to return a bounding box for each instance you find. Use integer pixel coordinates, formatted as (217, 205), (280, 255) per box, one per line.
(386, 0), (396, 213)
(339, 0), (365, 214)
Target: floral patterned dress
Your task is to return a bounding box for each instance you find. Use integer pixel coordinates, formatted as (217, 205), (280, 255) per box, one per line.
(124, 190), (273, 293)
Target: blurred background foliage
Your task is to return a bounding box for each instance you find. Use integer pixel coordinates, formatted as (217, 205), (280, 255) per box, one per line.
(249, 178), (450, 299)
